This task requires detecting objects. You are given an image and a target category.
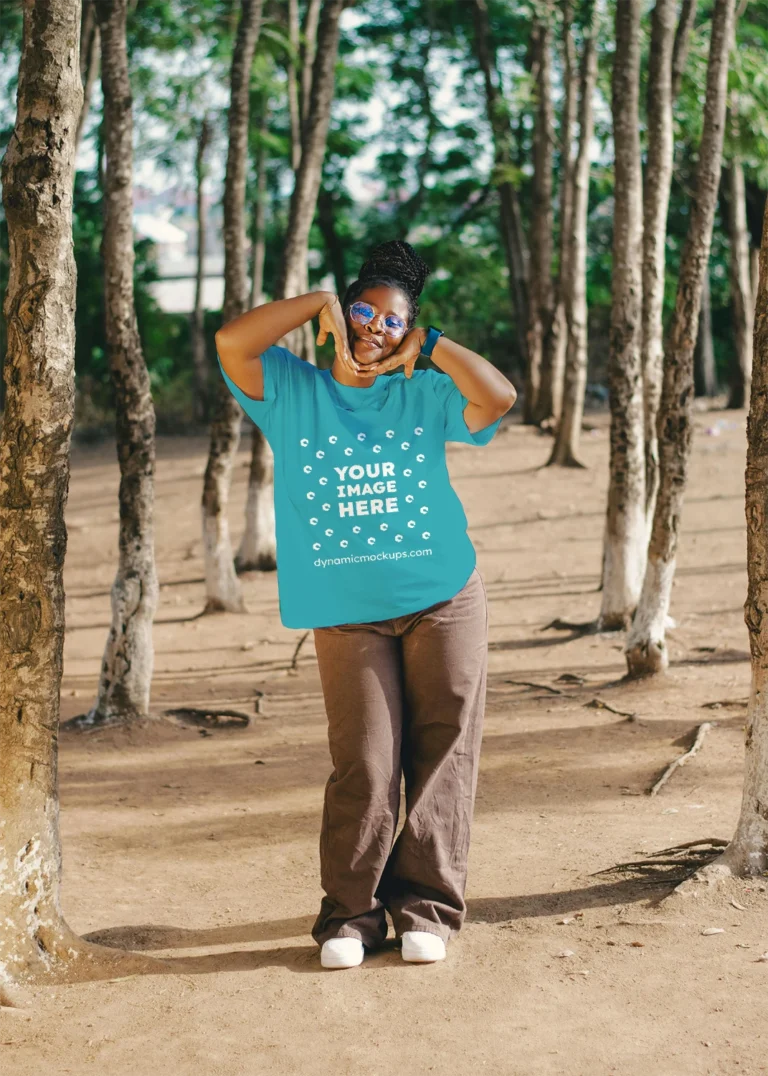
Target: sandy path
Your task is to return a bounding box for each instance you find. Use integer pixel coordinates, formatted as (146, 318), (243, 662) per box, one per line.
(3, 410), (767, 1076)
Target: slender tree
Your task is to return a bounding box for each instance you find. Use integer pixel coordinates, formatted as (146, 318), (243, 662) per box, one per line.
(528, 5), (556, 426)
(0, 0), (84, 995)
(472, 0), (530, 379)
(642, 0), (695, 525)
(202, 0), (264, 612)
(249, 101), (270, 309)
(274, 0), (347, 348)
(695, 266), (718, 396)
(0, 0), (149, 995)
(599, 0), (646, 630)
(192, 113), (212, 424)
(86, 0), (159, 725)
(236, 0), (346, 573)
(541, 0), (577, 431)
(625, 0), (735, 677)
(74, 0), (100, 155)
(697, 190), (768, 879)
(548, 0), (598, 468)
(726, 151), (754, 408)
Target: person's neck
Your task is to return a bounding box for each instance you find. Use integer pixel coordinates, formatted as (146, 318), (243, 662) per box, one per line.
(330, 360), (377, 388)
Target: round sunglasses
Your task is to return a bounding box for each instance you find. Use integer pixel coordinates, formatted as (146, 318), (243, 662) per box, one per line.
(348, 301), (407, 337)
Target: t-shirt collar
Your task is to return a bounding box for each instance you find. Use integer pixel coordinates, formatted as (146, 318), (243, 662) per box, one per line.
(321, 367), (391, 412)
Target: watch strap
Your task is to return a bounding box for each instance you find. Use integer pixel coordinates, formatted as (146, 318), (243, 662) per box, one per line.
(418, 325), (444, 360)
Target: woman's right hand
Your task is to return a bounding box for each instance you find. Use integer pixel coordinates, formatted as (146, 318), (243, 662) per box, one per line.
(316, 296), (360, 376)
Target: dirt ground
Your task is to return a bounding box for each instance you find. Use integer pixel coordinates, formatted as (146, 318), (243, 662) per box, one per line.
(3, 407), (768, 1076)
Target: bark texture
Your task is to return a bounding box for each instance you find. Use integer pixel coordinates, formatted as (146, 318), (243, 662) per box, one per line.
(695, 267), (718, 396)
(0, 0), (84, 986)
(74, 0), (100, 154)
(626, 0), (734, 677)
(192, 113), (212, 424)
(544, 0), (577, 431)
(87, 0), (158, 725)
(599, 0), (646, 630)
(528, 9), (556, 426)
(202, 0), (264, 612)
(248, 103), (270, 309)
(275, 0), (345, 331)
(548, 3), (598, 468)
(726, 156), (754, 409)
(238, 0), (344, 572)
(707, 192), (768, 875)
(472, 0), (530, 378)
(641, 0), (679, 525)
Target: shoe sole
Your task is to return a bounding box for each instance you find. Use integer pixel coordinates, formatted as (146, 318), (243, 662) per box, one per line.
(402, 953), (446, 963)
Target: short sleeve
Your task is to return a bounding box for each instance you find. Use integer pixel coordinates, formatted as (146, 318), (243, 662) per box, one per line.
(427, 368), (503, 446)
(216, 344), (303, 440)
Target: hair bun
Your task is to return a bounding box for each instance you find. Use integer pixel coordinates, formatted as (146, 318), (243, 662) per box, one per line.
(358, 239), (431, 300)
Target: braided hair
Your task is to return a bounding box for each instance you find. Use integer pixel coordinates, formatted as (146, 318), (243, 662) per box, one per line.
(341, 239), (431, 330)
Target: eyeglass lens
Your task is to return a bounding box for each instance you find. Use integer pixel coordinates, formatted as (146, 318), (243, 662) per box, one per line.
(350, 302), (406, 337)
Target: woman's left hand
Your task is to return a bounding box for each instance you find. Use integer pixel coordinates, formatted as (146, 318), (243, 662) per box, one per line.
(363, 327), (426, 379)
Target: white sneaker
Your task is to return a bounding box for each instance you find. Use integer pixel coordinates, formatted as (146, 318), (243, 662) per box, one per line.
(401, 931), (447, 963)
(320, 937), (364, 969)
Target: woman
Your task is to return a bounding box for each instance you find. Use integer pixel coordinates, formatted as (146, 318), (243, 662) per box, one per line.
(216, 240), (516, 969)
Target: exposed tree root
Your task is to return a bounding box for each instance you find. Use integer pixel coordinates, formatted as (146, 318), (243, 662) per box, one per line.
(701, 698), (748, 710)
(2, 925), (162, 998)
(0, 982), (30, 1008)
(541, 617), (597, 634)
(505, 679), (564, 695)
(584, 697), (638, 719)
(648, 721), (715, 796)
(165, 707), (251, 730)
(289, 630), (311, 674)
(65, 711), (157, 732)
(593, 839), (729, 888)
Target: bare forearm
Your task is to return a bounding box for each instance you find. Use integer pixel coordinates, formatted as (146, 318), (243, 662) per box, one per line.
(429, 333), (517, 413)
(215, 290), (335, 364)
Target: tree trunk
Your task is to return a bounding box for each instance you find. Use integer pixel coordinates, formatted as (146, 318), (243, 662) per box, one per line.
(248, 104), (270, 309)
(236, 0), (345, 573)
(0, 0), (84, 990)
(670, 0), (698, 100)
(625, 0), (734, 677)
(548, 3), (598, 468)
(85, 0), (159, 726)
(74, 0), (100, 155)
(235, 429), (277, 571)
(700, 192), (768, 875)
(599, 0), (646, 631)
(287, 0), (302, 174)
(299, 0), (322, 141)
(528, 9), (557, 426)
(726, 156), (754, 409)
(275, 0), (345, 339)
(471, 0), (530, 381)
(642, 0), (679, 528)
(317, 184), (348, 299)
(202, 0), (264, 613)
(0, 0), (147, 993)
(544, 0), (577, 432)
(192, 113), (212, 424)
(695, 265), (717, 396)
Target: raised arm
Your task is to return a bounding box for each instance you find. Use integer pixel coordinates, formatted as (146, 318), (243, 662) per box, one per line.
(214, 291), (335, 400)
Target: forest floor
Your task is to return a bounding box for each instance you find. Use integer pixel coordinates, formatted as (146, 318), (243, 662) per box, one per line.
(4, 408), (768, 1076)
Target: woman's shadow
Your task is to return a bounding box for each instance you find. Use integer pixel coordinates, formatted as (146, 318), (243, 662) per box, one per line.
(82, 873), (655, 980)
(83, 916), (400, 976)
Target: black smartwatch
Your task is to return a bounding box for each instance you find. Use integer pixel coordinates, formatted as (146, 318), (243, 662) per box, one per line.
(418, 325), (444, 361)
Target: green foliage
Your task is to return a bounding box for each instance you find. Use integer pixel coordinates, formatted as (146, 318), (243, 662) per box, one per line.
(2, 0), (768, 430)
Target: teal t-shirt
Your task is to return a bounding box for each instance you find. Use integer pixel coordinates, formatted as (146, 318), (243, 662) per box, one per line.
(218, 346), (502, 629)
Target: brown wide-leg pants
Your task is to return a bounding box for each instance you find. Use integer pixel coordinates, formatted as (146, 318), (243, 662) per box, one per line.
(311, 565), (488, 948)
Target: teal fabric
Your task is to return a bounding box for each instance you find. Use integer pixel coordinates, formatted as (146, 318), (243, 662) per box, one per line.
(218, 345), (502, 629)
